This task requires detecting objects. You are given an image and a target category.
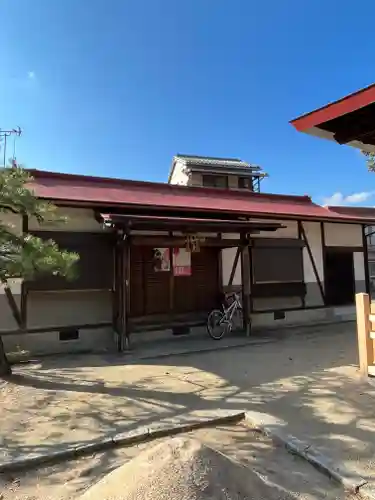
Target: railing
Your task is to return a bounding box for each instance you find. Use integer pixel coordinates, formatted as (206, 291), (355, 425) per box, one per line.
(356, 293), (375, 376)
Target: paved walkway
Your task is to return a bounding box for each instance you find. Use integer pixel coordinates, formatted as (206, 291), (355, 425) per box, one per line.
(2, 321), (375, 480)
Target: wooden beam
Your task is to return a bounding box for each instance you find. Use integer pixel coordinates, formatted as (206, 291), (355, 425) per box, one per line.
(298, 221), (306, 308)
(240, 245), (251, 337)
(248, 242), (254, 315)
(300, 223), (325, 304)
(131, 236), (242, 248)
(217, 233), (223, 293)
(320, 221), (327, 304)
(228, 246), (241, 287)
(169, 233), (174, 312)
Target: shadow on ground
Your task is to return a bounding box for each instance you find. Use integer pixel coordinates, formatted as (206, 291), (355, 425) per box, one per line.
(2, 321), (375, 482)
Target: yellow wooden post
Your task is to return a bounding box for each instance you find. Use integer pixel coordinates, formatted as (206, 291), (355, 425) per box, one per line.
(356, 293), (373, 376)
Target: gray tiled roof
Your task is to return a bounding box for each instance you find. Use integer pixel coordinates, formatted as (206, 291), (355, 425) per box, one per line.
(174, 154), (260, 171)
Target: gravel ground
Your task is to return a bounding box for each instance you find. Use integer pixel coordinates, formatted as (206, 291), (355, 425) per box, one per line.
(1, 322), (375, 481)
(0, 424), (354, 500)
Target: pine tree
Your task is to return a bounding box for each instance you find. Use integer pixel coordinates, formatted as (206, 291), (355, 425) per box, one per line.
(0, 164), (78, 375)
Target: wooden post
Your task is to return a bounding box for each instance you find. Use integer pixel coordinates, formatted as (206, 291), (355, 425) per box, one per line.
(123, 235), (131, 350)
(116, 238), (124, 352)
(240, 243), (251, 337)
(228, 246), (241, 287)
(356, 293), (373, 376)
(362, 225), (371, 295)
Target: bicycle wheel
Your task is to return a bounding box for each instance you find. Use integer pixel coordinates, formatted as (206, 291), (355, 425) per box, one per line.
(207, 310), (228, 340)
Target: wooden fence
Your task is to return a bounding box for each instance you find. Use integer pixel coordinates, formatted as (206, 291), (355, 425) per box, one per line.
(356, 293), (375, 376)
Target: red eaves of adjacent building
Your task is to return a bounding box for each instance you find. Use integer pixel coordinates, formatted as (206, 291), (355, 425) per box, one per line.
(27, 169), (375, 224)
(290, 83), (375, 132)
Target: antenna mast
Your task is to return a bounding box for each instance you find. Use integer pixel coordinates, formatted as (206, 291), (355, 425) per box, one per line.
(0, 127), (22, 167)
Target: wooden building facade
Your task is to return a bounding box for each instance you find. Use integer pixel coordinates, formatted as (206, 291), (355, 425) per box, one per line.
(2, 169), (375, 356)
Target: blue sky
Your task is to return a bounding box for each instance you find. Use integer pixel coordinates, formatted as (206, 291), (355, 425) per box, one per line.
(1, 0), (375, 206)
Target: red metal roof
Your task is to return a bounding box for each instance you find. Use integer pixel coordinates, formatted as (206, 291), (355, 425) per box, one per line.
(290, 83), (375, 132)
(27, 169), (375, 224)
(290, 83), (375, 153)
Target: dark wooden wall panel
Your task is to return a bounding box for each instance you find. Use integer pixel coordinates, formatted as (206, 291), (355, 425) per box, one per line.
(252, 246), (303, 283)
(26, 231), (114, 291)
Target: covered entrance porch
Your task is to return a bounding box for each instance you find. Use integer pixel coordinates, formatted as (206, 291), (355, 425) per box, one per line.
(99, 211), (282, 350)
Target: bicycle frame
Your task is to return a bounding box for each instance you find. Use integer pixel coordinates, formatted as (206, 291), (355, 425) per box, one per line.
(220, 295), (242, 324)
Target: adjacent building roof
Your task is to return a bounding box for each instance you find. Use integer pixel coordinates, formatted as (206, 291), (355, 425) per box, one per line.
(27, 169), (375, 224)
(168, 154), (266, 182)
(290, 83), (375, 153)
(174, 154), (256, 169)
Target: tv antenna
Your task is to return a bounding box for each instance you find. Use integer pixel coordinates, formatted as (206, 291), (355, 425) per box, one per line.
(0, 127), (22, 167)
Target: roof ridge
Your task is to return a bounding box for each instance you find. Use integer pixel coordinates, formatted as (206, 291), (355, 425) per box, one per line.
(174, 154), (244, 162)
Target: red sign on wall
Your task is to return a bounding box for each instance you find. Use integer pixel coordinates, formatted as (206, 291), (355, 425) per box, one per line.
(173, 248), (191, 276)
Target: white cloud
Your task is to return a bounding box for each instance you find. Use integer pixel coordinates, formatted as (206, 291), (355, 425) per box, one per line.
(322, 191), (374, 206)
(27, 71), (36, 80)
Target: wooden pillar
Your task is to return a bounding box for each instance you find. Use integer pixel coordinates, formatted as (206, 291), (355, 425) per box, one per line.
(123, 235), (131, 350)
(114, 232), (131, 352)
(240, 240), (251, 337)
(362, 225), (371, 295)
(297, 221), (306, 308)
(356, 293), (373, 376)
(115, 237), (123, 352)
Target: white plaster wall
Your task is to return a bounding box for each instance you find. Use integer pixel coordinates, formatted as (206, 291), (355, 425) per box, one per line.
(301, 221), (324, 283)
(251, 305), (355, 329)
(26, 290), (112, 328)
(29, 207), (103, 232)
(0, 214), (23, 330)
(324, 223), (362, 247)
(169, 160), (190, 186)
(0, 279), (22, 296)
(251, 219), (298, 239)
(4, 326), (114, 356)
(354, 251), (365, 282)
(221, 233), (241, 287)
(0, 207), (23, 296)
(3, 213), (22, 235)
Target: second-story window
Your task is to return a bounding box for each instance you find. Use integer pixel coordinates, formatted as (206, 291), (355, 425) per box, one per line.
(238, 177), (253, 190)
(202, 175), (228, 188)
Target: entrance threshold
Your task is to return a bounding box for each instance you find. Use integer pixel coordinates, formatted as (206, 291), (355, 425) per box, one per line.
(122, 331), (276, 361)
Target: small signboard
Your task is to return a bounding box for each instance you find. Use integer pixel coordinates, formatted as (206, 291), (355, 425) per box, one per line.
(153, 248), (170, 272)
(173, 248), (191, 276)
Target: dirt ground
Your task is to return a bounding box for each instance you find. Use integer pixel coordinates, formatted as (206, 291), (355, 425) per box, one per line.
(0, 423), (353, 500)
(2, 321), (375, 481)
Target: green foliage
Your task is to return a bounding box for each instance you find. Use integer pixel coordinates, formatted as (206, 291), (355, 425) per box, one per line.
(0, 165), (79, 282)
(361, 151), (375, 172)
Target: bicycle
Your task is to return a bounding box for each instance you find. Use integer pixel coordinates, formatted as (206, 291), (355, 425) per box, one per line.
(207, 292), (243, 340)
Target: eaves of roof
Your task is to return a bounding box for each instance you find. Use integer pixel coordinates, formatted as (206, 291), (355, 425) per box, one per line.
(26, 169), (375, 225)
